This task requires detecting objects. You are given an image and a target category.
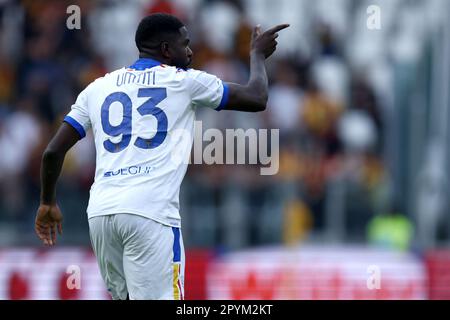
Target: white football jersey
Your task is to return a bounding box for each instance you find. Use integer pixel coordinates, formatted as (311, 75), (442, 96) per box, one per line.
(64, 58), (229, 227)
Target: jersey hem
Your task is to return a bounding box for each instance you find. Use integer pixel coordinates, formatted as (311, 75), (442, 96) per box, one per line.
(87, 210), (181, 228)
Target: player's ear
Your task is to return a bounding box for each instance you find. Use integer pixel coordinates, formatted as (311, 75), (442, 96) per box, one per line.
(161, 42), (171, 59)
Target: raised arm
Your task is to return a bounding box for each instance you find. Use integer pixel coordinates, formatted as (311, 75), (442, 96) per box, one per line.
(35, 122), (80, 246)
(224, 23), (290, 112)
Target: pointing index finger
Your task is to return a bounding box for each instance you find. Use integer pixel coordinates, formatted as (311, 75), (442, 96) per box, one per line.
(266, 24), (290, 34)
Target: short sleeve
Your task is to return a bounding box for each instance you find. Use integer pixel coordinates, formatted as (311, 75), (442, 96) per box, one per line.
(64, 88), (91, 139)
(187, 69), (229, 111)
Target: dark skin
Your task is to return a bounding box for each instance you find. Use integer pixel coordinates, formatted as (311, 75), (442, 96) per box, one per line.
(35, 23), (289, 246)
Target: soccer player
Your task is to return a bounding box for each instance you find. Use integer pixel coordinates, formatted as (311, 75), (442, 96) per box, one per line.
(35, 13), (289, 300)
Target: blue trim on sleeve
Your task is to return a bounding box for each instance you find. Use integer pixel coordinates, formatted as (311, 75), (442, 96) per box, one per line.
(215, 83), (229, 111)
(64, 116), (86, 139)
(172, 227), (181, 263)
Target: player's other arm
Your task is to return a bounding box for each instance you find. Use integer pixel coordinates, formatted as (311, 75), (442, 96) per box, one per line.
(224, 24), (290, 112)
(36, 122), (80, 246)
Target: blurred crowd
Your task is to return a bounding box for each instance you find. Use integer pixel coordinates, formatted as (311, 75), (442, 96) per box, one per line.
(0, 0), (447, 250)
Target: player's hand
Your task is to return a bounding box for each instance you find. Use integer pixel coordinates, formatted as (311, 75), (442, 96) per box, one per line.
(35, 203), (63, 246)
(251, 23), (290, 59)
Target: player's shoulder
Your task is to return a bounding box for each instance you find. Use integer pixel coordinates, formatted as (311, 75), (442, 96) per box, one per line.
(158, 64), (194, 76)
(155, 65), (210, 84)
(83, 68), (124, 92)
(184, 68), (206, 77)
(183, 68), (219, 84)
(99, 67), (125, 83)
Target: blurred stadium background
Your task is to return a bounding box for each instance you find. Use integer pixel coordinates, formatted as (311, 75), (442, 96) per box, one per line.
(1, 0), (450, 300)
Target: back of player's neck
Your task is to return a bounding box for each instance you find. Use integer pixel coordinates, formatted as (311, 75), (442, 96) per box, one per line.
(139, 53), (165, 64)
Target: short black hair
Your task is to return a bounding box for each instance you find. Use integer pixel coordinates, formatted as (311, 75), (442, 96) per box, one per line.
(135, 13), (184, 52)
